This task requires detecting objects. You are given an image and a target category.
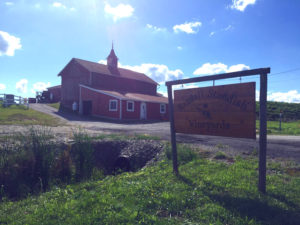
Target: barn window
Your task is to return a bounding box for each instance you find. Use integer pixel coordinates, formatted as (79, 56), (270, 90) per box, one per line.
(160, 104), (166, 113)
(109, 99), (118, 111)
(127, 101), (134, 112)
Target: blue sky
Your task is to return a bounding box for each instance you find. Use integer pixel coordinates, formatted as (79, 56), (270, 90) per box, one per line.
(1, 0), (300, 102)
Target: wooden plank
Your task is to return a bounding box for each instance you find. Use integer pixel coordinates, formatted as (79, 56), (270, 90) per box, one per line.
(174, 82), (256, 139)
(259, 73), (268, 193)
(167, 85), (178, 175)
(166, 68), (270, 86)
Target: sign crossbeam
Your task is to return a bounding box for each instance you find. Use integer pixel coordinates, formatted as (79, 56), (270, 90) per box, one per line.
(166, 68), (270, 86)
(166, 67), (270, 193)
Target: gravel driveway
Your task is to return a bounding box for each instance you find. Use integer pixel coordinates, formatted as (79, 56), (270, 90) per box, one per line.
(1, 103), (299, 163)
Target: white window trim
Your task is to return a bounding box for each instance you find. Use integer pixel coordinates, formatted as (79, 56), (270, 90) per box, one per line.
(127, 101), (134, 112)
(109, 99), (118, 111)
(160, 103), (166, 114)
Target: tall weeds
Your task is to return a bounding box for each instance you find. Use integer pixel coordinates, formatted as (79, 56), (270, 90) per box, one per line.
(72, 129), (94, 181)
(0, 127), (98, 200)
(0, 127), (56, 199)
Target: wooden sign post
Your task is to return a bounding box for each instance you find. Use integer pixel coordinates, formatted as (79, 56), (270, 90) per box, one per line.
(166, 68), (270, 193)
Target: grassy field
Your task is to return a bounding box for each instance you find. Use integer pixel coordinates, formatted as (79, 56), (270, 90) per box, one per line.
(0, 140), (299, 225)
(257, 120), (300, 135)
(0, 104), (62, 126)
(47, 102), (60, 110)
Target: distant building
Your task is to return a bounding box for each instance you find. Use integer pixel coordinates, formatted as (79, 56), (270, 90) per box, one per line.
(47, 85), (61, 103)
(58, 46), (168, 121)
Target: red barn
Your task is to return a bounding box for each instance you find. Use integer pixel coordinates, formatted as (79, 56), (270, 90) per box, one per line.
(58, 47), (168, 121)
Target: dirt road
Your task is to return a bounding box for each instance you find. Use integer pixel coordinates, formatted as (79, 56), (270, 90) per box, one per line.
(4, 103), (300, 163)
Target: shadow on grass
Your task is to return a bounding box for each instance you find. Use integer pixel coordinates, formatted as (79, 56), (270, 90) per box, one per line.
(176, 173), (300, 225)
(208, 193), (300, 225)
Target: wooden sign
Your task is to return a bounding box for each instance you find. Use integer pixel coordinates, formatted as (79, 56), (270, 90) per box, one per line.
(174, 82), (256, 139)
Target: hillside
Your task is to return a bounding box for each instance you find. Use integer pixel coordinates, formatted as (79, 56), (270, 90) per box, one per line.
(0, 130), (300, 225)
(1, 150), (299, 225)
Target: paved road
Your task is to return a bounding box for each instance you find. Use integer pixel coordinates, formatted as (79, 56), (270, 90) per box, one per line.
(27, 103), (300, 163)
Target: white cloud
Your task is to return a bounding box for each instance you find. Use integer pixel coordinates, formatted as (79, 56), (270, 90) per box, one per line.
(16, 79), (28, 94)
(210, 25), (233, 37)
(5, 2), (14, 6)
(224, 25), (233, 31)
(231, 0), (256, 12)
(268, 90), (300, 103)
(158, 83), (199, 98)
(104, 3), (134, 21)
(98, 60), (184, 84)
(227, 64), (250, 72)
(122, 63), (184, 84)
(0, 31), (22, 56)
(193, 63), (250, 75)
(52, 2), (66, 9)
(70, 7), (76, 12)
(146, 24), (166, 32)
(177, 46), (183, 50)
(256, 90), (260, 101)
(193, 63), (228, 75)
(0, 83), (6, 91)
(173, 21), (202, 34)
(31, 82), (51, 94)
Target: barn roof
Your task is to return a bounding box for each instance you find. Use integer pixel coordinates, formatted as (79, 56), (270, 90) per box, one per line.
(80, 84), (168, 104)
(59, 58), (158, 85)
(47, 85), (61, 90)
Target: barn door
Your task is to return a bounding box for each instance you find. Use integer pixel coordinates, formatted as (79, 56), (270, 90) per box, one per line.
(83, 101), (92, 115)
(140, 102), (147, 120)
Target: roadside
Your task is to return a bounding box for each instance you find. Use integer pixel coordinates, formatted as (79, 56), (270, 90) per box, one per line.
(1, 103), (299, 163)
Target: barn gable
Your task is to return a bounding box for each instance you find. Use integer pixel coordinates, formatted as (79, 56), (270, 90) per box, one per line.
(70, 58), (158, 85)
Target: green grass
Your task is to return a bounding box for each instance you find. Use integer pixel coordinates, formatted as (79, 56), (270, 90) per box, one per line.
(0, 104), (63, 126)
(47, 102), (60, 110)
(1, 147), (299, 225)
(256, 120), (300, 135)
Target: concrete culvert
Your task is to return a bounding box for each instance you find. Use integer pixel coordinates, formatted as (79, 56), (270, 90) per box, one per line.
(114, 156), (131, 172)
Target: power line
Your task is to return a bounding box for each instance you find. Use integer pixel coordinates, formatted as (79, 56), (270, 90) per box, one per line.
(269, 68), (300, 76)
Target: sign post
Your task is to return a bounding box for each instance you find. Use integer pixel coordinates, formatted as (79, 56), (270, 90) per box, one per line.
(167, 85), (178, 175)
(258, 73), (268, 193)
(166, 67), (270, 193)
